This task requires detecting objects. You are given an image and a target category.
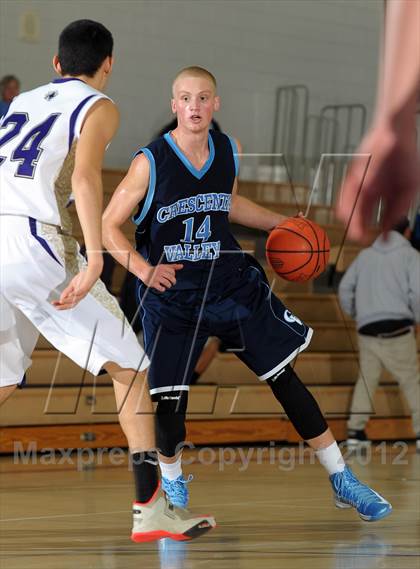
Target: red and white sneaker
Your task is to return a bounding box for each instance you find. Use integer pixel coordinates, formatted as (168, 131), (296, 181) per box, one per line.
(131, 484), (216, 542)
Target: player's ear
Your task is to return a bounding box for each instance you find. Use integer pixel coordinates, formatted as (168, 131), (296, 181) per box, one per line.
(104, 56), (113, 75)
(52, 55), (62, 75)
(171, 98), (177, 114)
(214, 96), (220, 112)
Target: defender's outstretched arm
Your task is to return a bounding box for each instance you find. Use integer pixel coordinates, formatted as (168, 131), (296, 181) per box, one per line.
(54, 99), (119, 309)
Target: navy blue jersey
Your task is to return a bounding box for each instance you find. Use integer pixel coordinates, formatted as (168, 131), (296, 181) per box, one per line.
(133, 130), (243, 289)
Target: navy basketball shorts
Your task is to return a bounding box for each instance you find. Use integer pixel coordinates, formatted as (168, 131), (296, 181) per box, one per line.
(138, 257), (313, 395)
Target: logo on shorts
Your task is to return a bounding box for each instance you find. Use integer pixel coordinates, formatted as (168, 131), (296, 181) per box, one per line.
(283, 310), (303, 326)
(271, 368), (286, 382)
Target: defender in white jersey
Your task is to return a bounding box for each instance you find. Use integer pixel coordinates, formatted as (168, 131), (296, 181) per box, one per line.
(0, 20), (215, 542)
(0, 76), (143, 379)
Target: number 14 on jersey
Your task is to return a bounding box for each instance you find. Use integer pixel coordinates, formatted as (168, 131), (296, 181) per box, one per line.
(164, 215), (220, 262)
(181, 215), (211, 243)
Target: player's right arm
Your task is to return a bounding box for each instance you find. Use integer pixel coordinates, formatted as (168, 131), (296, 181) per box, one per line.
(53, 99), (119, 310)
(102, 154), (183, 292)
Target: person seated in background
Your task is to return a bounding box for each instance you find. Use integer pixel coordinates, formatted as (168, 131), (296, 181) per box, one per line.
(0, 74), (20, 118)
(338, 217), (420, 452)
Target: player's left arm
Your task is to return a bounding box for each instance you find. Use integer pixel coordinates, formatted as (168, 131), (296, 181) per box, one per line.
(229, 180), (286, 232)
(228, 137), (286, 232)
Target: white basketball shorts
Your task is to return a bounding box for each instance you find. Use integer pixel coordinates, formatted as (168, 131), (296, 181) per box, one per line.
(0, 215), (149, 387)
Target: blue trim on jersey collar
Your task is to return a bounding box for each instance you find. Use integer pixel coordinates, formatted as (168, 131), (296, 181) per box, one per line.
(52, 78), (86, 84)
(132, 148), (156, 226)
(163, 131), (215, 180)
(228, 136), (240, 177)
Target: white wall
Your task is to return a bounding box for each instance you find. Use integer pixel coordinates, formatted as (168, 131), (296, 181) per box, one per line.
(0, 0), (382, 168)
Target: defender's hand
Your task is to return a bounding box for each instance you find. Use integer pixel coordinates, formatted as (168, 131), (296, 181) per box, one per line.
(52, 263), (103, 310)
(139, 263), (184, 292)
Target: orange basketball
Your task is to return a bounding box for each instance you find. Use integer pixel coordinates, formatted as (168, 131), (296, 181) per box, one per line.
(266, 217), (330, 282)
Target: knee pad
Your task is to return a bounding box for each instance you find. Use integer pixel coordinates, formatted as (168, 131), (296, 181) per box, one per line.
(267, 365), (328, 440)
(154, 391), (189, 457)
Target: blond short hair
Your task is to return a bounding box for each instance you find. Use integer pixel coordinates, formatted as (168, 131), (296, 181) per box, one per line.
(172, 66), (217, 95)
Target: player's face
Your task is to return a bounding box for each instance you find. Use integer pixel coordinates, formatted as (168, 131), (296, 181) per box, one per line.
(172, 76), (219, 133)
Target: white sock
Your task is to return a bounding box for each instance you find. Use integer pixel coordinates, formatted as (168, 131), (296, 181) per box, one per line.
(315, 442), (346, 475)
(159, 456), (183, 481)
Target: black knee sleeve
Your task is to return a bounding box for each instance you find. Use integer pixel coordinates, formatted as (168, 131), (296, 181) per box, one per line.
(267, 365), (328, 440)
(154, 391), (188, 457)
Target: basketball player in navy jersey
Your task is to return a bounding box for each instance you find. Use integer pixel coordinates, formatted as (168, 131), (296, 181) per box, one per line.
(103, 66), (392, 522)
(0, 22), (214, 542)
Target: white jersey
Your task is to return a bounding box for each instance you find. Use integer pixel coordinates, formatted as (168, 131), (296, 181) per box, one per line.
(0, 78), (109, 229)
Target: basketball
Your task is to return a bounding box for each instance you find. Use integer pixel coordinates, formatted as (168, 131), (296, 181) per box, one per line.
(266, 217), (330, 282)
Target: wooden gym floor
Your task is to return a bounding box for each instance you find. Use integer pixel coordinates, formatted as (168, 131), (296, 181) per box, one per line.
(0, 444), (418, 569)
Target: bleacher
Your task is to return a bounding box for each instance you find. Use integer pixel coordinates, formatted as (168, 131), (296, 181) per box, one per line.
(1, 173), (417, 452)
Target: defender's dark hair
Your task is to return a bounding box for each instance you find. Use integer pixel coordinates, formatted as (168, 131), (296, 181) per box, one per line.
(58, 20), (113, 77)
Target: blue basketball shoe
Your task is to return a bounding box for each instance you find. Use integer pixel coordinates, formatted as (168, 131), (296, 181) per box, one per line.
(330, 466), (392, 521)
(162, 475), (193, 509)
